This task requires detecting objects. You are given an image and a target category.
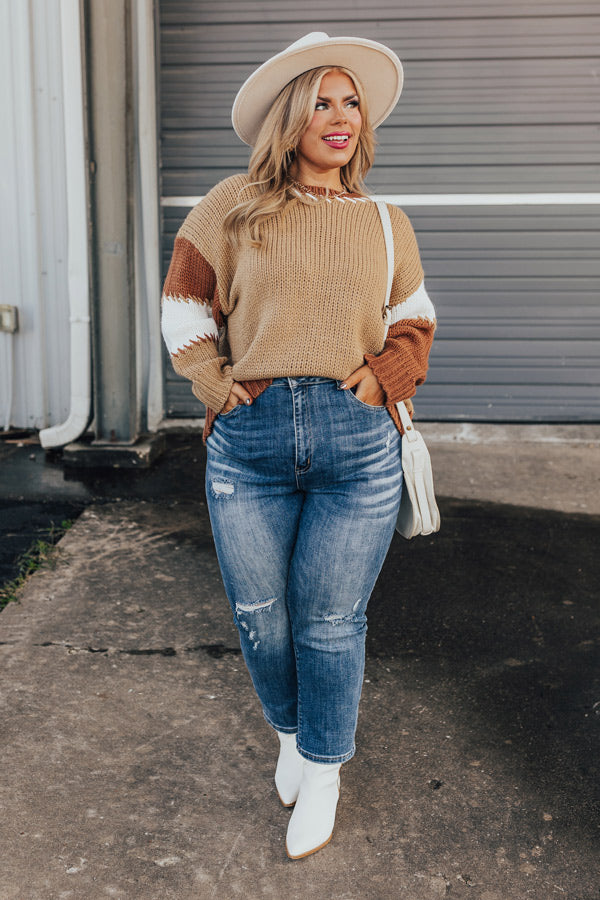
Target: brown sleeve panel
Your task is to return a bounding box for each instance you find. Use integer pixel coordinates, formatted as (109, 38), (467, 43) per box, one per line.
(162, 236), (216, 303)
(364, 318), (436, 405)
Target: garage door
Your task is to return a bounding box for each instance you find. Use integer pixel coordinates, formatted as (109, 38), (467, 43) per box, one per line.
(159, 1), (600, 422)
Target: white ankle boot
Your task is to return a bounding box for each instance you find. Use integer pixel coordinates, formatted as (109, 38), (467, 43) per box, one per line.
(274, 731), (304, 807)
(285, 759), (342, 859)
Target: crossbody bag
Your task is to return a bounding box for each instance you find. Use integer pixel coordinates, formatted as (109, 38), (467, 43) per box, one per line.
(374, 200), (441, 539)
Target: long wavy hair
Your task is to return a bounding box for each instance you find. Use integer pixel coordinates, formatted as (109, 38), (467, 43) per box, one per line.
(224, 65), (377, 249)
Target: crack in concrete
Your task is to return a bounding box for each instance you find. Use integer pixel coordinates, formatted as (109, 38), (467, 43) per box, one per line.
(35, 641), (109, 653)
(32, 641), (241, 658)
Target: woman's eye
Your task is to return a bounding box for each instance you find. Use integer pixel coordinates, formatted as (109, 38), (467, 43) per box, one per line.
(315, 100), (359, 110)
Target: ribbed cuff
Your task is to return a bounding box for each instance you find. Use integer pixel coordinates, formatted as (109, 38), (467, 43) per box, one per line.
(191, 364), (234, 413)
(364, 350), (420, 405)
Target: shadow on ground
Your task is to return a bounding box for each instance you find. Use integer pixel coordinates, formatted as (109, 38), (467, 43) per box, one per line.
(368, 498), (600, 848)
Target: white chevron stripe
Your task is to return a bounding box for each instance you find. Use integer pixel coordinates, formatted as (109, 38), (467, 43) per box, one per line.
(389, 280), (436, 326)
(161, 295), (218, 354)
(291, 187), (369, 205)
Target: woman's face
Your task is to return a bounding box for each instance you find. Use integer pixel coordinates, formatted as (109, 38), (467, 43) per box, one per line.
(294, 70), (362, 178)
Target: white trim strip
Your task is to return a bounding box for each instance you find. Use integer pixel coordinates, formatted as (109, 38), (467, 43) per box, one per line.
(390, 281), (436, 326)
(162, 193), (600, 209)
(161, 295), (217, 355)
(379, 193), (600, 207)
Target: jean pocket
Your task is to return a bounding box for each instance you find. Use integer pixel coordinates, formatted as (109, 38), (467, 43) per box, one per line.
(218, 402), (244, 420)
(344, 386), (386, 411)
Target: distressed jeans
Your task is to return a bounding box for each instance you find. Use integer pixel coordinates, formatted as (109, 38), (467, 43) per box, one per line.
(205, 377), (403, 764)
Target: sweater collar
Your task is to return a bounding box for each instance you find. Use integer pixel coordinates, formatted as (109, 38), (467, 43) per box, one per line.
(287, 178), (368, 201)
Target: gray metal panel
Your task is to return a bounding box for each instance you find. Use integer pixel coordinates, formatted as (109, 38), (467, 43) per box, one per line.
(160, 17), (600, 63)
(161, 123), (600, 194)
(161, 1), (600, 22)
(158, 2), (600, 422)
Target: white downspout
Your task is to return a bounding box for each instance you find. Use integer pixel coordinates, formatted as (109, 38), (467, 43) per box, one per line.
(40, 0), (91, 449)
(134, 0), (164, 432)
(2, 332), (14, 431)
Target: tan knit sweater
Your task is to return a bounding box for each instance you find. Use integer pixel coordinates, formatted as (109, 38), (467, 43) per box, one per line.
(161, 174), (436, 440)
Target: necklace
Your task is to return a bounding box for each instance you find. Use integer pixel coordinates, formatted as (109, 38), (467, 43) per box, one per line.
(288, 177), (344, 193)
(287, 177), (370, 205)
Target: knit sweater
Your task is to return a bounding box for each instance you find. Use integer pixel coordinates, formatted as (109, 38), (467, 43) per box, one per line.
(161, 173), (436, 441)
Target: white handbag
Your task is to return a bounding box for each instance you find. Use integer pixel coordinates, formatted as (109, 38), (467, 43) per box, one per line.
(374, 201), (441, 539)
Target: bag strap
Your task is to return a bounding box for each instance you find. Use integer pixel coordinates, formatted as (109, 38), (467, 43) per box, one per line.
(374, 200), (394, 333)
(374, 199), (417, 438)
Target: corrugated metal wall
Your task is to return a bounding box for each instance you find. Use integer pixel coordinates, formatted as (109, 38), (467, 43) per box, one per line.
(158, 1), (600, 422)
(0, 0), (71, 430)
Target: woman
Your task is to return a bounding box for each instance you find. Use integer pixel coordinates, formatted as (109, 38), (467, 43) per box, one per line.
(161, 32), (436, 859)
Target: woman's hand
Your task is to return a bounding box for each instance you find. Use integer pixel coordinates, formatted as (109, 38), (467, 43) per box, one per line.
(221, 381), (253, 413)
(341, 365), (386, 406)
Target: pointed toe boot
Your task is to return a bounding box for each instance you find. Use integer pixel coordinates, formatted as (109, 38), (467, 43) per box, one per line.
(285, 758), (341, 859)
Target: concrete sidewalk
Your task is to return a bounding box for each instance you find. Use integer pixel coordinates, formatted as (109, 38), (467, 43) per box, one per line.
(0, 427), (599, 899)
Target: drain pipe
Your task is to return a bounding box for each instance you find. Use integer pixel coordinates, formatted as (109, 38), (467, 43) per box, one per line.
(40, 0), (91, 449)
(3, 332), (14, 431)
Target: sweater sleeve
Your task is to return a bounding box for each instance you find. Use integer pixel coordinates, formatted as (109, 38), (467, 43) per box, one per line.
(364, 207), (436, 403)
(161, 234), (234, 414)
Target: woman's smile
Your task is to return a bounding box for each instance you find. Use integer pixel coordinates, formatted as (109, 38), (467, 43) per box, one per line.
(321, 132), (352, 149)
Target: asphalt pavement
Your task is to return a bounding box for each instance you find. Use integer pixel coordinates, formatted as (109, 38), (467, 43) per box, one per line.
(0, 424), (599, 899)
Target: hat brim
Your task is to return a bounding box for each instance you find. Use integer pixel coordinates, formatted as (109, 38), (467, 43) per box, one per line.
(231, 36), (403, 147)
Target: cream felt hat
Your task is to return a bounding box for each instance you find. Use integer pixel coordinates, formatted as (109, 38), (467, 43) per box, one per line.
(231, 31), (404, 147)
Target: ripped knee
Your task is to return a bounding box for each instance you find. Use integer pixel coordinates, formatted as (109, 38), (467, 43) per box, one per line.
(323, 597), (366, 626)
(235, 597), (277, 614)
(210, 478), (234, 499)
(235, 597), (278, 651)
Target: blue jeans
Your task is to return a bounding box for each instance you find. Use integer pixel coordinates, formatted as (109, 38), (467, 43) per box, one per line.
(205, 377), (403, 764)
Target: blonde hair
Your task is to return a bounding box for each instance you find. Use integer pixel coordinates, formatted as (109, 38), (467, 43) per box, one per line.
(224, 66), (376, 249)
